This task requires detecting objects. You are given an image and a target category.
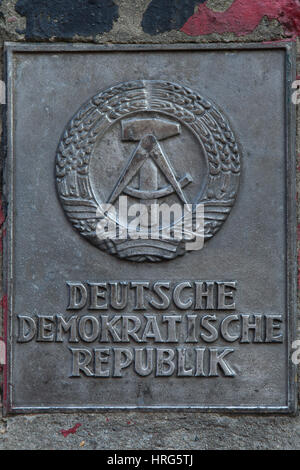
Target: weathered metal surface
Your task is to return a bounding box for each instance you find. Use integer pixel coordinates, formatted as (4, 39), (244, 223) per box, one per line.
(4, 43), (297, 414)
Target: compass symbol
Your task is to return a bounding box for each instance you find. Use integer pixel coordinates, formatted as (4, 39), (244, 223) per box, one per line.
(56, 80), (241, 262)
(107, 118), (193, 205)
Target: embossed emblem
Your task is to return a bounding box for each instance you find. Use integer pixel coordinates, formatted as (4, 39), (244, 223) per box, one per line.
(56, 80), (241, 261)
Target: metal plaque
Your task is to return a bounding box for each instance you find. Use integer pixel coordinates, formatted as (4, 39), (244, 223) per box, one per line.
(4, 43), (297, 414)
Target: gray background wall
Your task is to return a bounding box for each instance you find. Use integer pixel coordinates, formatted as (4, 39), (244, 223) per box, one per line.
(0, 0), (299, 450)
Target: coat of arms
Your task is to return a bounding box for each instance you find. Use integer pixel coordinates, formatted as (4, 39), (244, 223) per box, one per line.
(56, 80), (241, 262)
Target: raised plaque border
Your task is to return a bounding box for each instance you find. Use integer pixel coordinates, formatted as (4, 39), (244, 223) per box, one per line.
(3, 42), (297, 415)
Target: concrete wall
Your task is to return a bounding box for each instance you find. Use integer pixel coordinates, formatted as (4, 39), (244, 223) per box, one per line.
(0, 0), (299, 450)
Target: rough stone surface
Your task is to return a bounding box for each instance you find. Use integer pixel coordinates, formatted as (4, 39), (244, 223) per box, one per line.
(0, 412), (300, 450)
(0, 413), (300, 450)
(0, 0), (299, 450)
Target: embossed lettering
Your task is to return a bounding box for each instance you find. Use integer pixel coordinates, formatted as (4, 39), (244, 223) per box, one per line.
(217, 282), (237, 310)
(70, 347), (94, 377)
(149, 282), (171, 310)
(156, 348), (176, 376)
(67, 282), (87, 310)
(17, 315), (36, 343)
(162, 315), (182, 342)
(37, 315), (55, 342)
(110, 282), (128, 310)
(56, 315), (79, 343)
(265, 315), (283, 343)
(177, 347), (193, 376)
(131, 281), (149, 310)
(134, 347), (154, 376)
(209, 348), (235, 377)
(113, 348), (133, 377)
(200, 315), (218, 343)
(141, 316), (163, 342)
(240, 314), (263, 343)
(78, 315), (100, 343)
(173, 282), (193, 310)
(95, 348), (110, 377)
(89, 282), (108, 310)
(195, 282), (214, 309)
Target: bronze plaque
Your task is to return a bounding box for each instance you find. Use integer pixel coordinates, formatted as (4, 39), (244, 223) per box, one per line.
(4, 43), (297, 413)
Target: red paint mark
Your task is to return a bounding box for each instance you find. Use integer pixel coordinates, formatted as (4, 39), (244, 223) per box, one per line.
(127, 421), (131, 425)
(60, 423), (82, 437)
(181, 0), (300, 38)
(106, 418), (109, 422)
(0, 229), (6, 254)
(0, 336), (3, 373)
(7, 16), (17, 23)
(297, 154), (300, 173)
(1, 295), (8, 406)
